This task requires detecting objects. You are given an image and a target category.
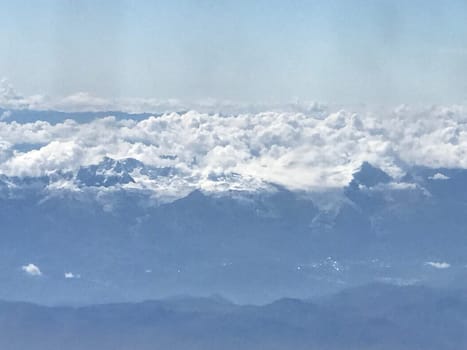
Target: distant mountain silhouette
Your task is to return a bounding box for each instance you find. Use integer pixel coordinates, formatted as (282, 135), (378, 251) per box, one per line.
(1, 284), (466, 350)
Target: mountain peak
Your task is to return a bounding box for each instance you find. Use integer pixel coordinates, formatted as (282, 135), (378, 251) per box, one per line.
(350, 162), (392, 188)
(76, 157), (140, 187)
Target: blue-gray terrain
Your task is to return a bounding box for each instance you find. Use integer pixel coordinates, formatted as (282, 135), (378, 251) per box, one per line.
(1, 158), (466, 304)
(1, 284), (467, 350)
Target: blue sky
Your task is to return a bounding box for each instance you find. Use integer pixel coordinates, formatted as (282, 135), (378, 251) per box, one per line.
(1, 0), (467, 104)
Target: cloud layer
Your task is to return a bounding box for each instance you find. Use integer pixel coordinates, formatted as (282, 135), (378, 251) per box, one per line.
(2, 78), (467, 198)
(1, 78), (316, 114)
(0, 102), (466, 200)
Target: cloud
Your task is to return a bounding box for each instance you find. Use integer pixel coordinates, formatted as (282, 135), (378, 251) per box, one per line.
(53, 92), (114, 112)
(22, 263), (42, 276)
(64, 272), (80, 279)
(1, 82), (467, 199)
(0, 108), (463, 195)
(0, 79), (47, 110)
(3, 141), (85, 177)
(0, 111), (393, 192)
(0, 78), (331, 114)
(425, 261), (451, 269)
(0, 79), (22, 103)
(429, 172), (450, 180)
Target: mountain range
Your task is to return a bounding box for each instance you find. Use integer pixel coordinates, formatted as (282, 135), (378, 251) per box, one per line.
(1, 157), (466, 304)
(1, 283), (466, 350)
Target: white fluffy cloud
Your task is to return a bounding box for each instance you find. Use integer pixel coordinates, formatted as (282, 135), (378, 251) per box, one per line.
(21, 263), (42, 276)
(0, 104), (466, 199)
(1, 79), (467, 198)
(430, 173), (450, 180)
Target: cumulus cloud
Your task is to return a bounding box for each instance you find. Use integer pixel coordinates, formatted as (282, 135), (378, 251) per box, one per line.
(425, 261), (451, 269)
(1, 79), (467, 198)
(429, 173), (450, 180)
(0, 104), (465, 199)
(3, 141), (85, 177)
(22, 263), (42, 276)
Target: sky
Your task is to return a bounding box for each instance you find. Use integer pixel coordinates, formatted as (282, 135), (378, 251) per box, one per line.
(1, 0), (467, 105)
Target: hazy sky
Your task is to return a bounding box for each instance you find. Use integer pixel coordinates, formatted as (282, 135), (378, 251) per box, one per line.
(1, 0), (467, 104)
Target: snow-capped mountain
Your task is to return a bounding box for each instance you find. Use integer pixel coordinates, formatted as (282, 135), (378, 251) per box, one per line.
(0, 106), (467, 304)
(1, 154), (467, 304)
